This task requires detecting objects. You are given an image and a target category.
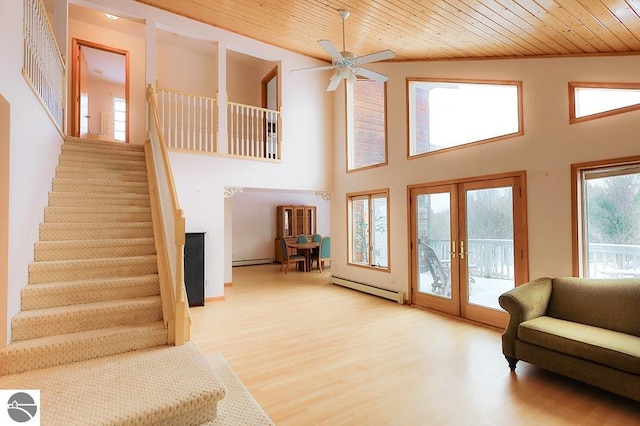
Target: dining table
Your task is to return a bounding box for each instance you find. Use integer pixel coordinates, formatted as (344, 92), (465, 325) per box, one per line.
(287, 242), (320, 272)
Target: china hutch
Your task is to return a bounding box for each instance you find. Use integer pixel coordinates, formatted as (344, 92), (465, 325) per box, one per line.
(274, 205), (316, 263)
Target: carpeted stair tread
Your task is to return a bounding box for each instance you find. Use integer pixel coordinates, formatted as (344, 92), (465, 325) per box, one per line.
(0, 322), (168, 375)
(65, 137), (145, 151)
(21, 274), (160, 309)
(29, 255), (158, 283)
(40, 222), (154, 240)
(55, 165), (149, 182)
(52, 178), (150, 194)
(0, 342), (225, 426)
(58, 155), (147, 171)
(34, 238), (156, 261)
(62, 142), (146, 158)
(44, 205), (152, 223)
(11, 296), (163, 341)
(48, 191), (150, 207)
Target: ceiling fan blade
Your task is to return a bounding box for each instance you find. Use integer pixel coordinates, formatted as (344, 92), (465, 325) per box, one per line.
(353, 67), (389, 83)
(353, 49), (395, 66)
(290, 65), (335, 74)
(318, 39), (345, 61)
(326, 72), (343, 91)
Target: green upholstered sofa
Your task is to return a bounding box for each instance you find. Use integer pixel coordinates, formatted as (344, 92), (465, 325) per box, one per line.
(498, 277), (640, 402)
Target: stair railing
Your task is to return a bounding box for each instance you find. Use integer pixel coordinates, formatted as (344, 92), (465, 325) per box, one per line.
(146, 84), (190, 345)
(23, 0), (65, 133)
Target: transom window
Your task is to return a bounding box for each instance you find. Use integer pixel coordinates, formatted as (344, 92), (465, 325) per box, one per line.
(572, 157), (640, 278)
(407, 79), (522, 157)
(347, 80), (387, 171)
(348, 190), (389, 270)
(569, 82), (640, 124)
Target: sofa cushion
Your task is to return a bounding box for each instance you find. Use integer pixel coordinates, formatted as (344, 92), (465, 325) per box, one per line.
(548, 278), (640, 337)
(518, 316), (640, 375)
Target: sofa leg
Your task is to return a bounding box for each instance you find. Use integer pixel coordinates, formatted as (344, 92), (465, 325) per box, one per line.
(505, 356), (518, 371)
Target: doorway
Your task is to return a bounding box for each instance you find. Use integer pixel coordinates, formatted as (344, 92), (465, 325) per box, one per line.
(409, 172), (528, 328)
(261, 66), (278, 158)
(70, 39), (129, 142)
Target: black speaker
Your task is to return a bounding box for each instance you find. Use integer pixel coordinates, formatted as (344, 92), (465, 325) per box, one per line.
(184, 233), (205, 307)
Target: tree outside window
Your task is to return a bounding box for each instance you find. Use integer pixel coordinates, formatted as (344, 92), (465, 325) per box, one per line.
(573, 160), (640, 277)
(349, 191), (389, 269)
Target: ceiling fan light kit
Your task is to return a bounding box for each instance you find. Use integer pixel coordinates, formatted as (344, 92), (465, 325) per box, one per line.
(291, 9), (395, 91)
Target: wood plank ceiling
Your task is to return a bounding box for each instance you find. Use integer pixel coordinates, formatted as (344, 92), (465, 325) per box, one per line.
(136, 0), (640, 62)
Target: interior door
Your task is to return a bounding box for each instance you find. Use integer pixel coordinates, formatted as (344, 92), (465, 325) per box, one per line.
(410, 173), (528, 328)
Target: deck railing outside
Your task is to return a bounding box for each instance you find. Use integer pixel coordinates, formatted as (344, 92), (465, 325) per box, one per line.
(23, 0), (65, 132)
(228, 102), (280, 160)
(157, 88), (217, 153)
(429, 239), (640, 280)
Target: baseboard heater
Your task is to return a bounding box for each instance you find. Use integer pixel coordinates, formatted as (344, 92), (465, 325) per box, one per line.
(232, 258), (273, 267)
(332, 276), (405, 304)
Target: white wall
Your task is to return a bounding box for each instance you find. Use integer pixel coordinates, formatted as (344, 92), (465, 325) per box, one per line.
(1, 0), (65, 344)
(331, 55), (640, 298)
(156, 40), (217, 97)
(230, 189), (330, 262)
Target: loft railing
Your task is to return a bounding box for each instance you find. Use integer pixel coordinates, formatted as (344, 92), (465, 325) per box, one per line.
(157, 88), (217, 153)
(228, 102), (280, 160)
(147, 85), (190, 345)
(23, 0), (65, 132)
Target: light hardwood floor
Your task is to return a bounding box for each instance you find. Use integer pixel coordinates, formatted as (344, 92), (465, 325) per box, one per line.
(191, 265), (640, 425)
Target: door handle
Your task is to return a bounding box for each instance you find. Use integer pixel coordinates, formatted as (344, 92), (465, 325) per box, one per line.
(450, 240), (457, 259)
(460, 240), (466, 260)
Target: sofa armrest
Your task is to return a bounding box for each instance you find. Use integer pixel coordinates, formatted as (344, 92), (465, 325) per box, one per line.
(498, 277), (553, 358)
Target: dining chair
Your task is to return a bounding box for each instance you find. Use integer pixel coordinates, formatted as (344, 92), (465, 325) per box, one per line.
(312, 236), (331, 273)
(296, 235), (309, 243)
(311, 233), (322, 257)
(279, 238), (306, 273)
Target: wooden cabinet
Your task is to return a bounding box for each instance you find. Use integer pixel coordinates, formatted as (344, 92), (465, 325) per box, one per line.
(275, 205), (316, 263)
(277, 205), (316, 238)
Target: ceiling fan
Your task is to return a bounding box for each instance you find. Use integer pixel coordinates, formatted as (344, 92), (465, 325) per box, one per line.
(291, 9), (395, 91)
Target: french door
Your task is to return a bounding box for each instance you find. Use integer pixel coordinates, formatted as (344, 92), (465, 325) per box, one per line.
(409, 173), (528, 328)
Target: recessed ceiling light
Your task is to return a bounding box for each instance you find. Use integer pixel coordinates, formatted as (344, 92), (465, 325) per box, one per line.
(104, 13), (119, 20)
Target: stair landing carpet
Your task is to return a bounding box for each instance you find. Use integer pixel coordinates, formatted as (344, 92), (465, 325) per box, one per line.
(0, 342), (225, 425)
(206, 354), (274, 426)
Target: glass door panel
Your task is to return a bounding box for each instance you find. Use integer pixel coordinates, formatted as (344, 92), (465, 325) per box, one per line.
(411, 185), (459, 316)
(463, 186), (514, 310)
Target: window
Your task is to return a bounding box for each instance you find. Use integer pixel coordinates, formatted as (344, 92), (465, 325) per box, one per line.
(113, 97), (126, 141)
(572, 157), (640, 278)
(569, 82), (640, 124)
(347, 80), (387, 171)
(348, 190), (389, 269)
(407, 79), (522, 157)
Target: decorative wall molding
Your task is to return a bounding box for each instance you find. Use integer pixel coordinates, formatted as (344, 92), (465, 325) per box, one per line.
(224, 187), (244, 198)
(315, 191), (330, 201)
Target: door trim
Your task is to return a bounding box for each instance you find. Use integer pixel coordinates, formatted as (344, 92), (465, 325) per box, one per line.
(70, 39), (130, 142)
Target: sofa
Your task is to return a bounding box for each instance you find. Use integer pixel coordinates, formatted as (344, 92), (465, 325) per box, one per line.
(498, 277), (640, 402)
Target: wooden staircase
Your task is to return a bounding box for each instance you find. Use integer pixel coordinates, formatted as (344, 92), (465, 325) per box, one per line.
(0, 137), (224, 425)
